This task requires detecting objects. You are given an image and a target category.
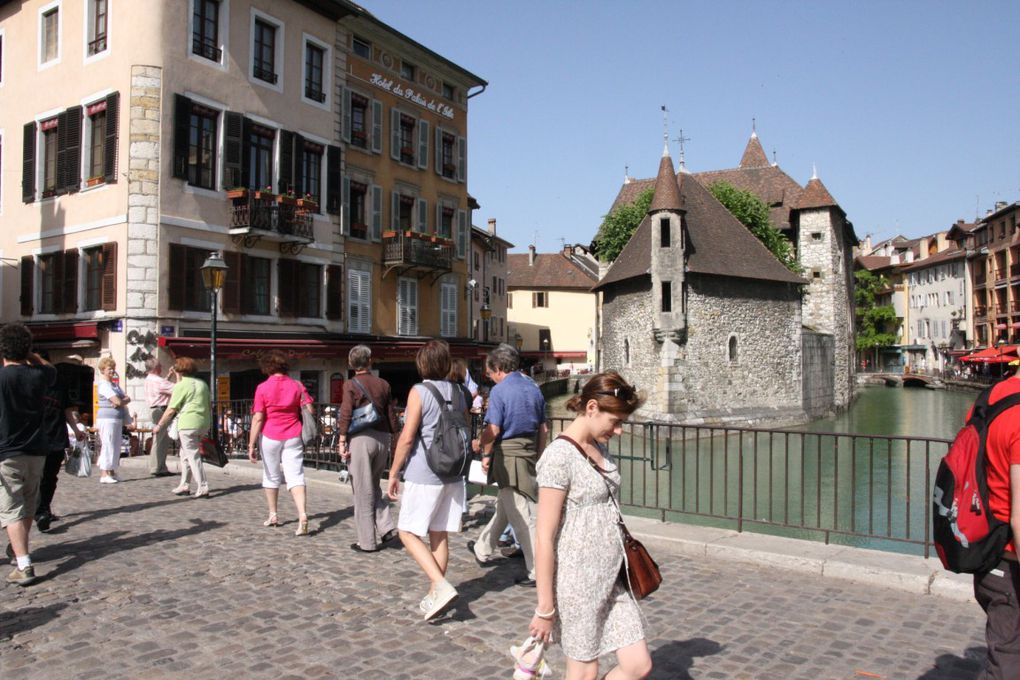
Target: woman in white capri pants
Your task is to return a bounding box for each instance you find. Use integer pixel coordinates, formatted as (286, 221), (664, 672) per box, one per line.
(94, 356), (130, 484)
(248, 350), (314, 536)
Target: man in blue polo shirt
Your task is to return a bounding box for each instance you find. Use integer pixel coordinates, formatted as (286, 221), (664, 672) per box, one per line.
(469, 343), (547, 586)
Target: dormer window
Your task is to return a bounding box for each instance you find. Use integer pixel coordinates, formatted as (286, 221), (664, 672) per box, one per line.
(400, 60), (416, 81)
(659, 217), (670, 247)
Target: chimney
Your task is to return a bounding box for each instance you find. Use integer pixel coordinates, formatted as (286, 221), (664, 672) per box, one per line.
(919, 237), (929, 260)
(996, 201), (1008, 211)
(904, 250), (914, 263)
(863, 234), (872, 254)
(562, 243), (572, 258)
(487, 218), (496, 235)
(528, 245), (536, 266)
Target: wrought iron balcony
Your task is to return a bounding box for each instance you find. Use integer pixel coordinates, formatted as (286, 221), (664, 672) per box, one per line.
(228, 191), (313, 245)
(192, 36), (222, 62)
(382, 231), (453, 278)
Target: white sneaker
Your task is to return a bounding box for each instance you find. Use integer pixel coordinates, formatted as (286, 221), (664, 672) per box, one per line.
(421, 580), (458, 621)
(100, 476), (119, 484)
(171, 484), (190, 496)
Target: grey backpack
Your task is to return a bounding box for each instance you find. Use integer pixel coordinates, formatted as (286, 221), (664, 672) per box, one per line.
(421, 382), (473, 480)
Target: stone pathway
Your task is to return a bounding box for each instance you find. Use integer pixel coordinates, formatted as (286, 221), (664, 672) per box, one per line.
(0, 461), (987, 679)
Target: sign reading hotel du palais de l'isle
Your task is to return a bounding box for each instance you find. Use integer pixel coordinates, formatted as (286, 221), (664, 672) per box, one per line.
(369, 73), (455, 121)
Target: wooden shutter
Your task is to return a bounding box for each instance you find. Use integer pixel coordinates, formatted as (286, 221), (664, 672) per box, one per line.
(173, 94), (192, 179)
(347, 269), (360, 331)
(417, 119), (429, 170)
(390, 108), (400, 161)
(101, 242), (118, 311)
(434, 126), (443, 174)
(20, 256), (34, 316)
(370, 184), (382, 241)
(340, 176), (350, 234)
(62, 249), (79, 313)
(221, 251), (241, 314)
(340, 86), (351, 143)
(326, 265), (342, 320)
(223, 112), (244, 188)
(278, 130), (295, 194)
(435, 201), (442, 237)
(168, 244), (185, 311)
(456, 209), (467, 259)
(326, 145), (341, 215)
(277, 259), (297, 316)
(391, 190), (399, 231)
(55, 109), (69, 194)
(371, 100), (383, 153)
(23, 122), (37, 203)
(63, 105), (83, 193)
(102, 92), (119, 184)
(416, 198), (427, 233)
(457, 136), (466, 183)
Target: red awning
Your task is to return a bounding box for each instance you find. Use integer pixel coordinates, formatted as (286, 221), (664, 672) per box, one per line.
(521, 351), (587, 360)
(26, 321), (100, 341)
(159, 336), (490, 361)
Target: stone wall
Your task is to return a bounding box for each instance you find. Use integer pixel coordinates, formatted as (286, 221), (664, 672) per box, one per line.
(802, 330), (835, 417)
(600, 277), (664, 411)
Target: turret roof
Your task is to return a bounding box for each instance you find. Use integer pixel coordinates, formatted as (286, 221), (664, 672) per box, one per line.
(648, 149), (684, 213)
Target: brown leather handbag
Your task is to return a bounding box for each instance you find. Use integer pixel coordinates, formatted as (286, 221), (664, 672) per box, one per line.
(557, 435), (663, 600)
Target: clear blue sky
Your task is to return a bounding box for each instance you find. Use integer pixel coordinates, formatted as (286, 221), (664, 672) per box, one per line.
(366, 1), (1019, 253)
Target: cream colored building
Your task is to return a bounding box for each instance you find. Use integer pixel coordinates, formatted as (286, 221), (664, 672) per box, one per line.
(469, 219), (513, 346)
(507, 245), (598, 373)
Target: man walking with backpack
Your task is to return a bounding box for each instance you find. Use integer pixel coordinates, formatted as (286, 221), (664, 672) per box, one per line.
(469, 344), (547, 587)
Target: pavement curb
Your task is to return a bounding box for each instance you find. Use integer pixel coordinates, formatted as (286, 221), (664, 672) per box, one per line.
(119, 456), (975, 602)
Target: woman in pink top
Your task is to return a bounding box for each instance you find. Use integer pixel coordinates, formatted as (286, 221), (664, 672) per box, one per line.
(247, 351), (314, 535)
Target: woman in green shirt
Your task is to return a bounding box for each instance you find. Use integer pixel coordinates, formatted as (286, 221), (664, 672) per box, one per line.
(151, 357), (211, 498)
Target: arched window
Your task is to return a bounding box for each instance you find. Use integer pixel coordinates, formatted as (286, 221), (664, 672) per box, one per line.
(728, 335), (738, 363)
(624, 338), (630, 366)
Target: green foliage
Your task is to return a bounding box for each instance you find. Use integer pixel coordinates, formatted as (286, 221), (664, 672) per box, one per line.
(854, 269), (900, 351)
(707, 181), (801, 273)
(593, 188), (654, 263)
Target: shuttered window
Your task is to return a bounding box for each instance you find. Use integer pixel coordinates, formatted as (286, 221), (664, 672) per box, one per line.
(298, 263), (321, 318)
(87, 107), (106, 180)
(440, 282), (457, 337)
(456, 209), (467, 259)
(325, 265), (342, 321)
(299, 140), (323, 207)
(397, 277), (418, 336)
(171, 95), (218, 189)
(84, 246), (103, 310)
(167, 244), (210, 312)
(348, 268), (371, 333)
(38, 253), (60, 313)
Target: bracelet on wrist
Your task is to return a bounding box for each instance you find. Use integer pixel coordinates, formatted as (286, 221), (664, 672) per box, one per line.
(534, 607), (556, 620)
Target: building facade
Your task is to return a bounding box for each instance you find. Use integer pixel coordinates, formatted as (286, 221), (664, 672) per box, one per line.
(901, 245), (967, 371)
(469, 219), (512, 346)
(0, 0), (486, 416)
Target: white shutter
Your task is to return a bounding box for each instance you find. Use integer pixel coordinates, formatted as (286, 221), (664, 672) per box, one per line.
(417, 198), (428, 233)
(398, 278), (418, 336)
(370, 184), (382, 241)
(456, 209), (467, 259)
(391, 190), (400, 231)
(409, 278), (418, 335)
(341, 176), (350, 235)
(434, 126), (443, 174)
(341, 86), (351, 143)
(390, 108), (401, 161)
(347, 269), (361, 332)
(440, 282), (457, 337)
(418, 119), (429, 170)
(371, 100), (383, 153)
(360, 270), (371, 333)
(457, 136), (466, 183)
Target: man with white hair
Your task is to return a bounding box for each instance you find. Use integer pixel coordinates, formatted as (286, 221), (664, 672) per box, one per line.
(144, 358), (176, 477)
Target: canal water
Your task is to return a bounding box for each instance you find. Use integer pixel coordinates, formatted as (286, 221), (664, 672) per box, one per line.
(544, 385), (978, 556)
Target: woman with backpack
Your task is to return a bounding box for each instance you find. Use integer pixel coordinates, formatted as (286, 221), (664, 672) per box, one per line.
(247, 350), (315, 536)
(338, 344), (401, 553)
(387, 339), (472, 621)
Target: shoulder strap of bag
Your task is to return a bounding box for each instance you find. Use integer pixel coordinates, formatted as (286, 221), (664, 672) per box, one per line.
(421, 381), (450, 411)
(351, 376), (380, 412)
(556, 434), (624, 522)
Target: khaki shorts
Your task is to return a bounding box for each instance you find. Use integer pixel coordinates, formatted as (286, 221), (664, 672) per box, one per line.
(0, 455), (47, 527)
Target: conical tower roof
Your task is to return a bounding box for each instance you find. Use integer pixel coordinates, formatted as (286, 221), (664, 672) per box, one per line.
(797, 176), (838, 210)
(739, 132), (769, 168)
(648, 146), (683, 213)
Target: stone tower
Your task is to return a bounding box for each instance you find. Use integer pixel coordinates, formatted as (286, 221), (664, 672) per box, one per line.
(649, 145), (687, 345)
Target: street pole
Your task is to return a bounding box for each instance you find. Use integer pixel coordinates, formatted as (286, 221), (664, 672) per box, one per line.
(210, 287), (218, 439)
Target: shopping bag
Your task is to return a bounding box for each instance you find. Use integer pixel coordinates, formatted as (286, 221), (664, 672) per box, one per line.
(66, 441), (92, 478)
(199, 436), (228, 468)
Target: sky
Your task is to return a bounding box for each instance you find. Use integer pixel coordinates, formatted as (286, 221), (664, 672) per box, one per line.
(366, 0), (1019, 253)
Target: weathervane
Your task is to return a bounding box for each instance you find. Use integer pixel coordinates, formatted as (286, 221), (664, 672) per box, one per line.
(673, 129), (691, 170)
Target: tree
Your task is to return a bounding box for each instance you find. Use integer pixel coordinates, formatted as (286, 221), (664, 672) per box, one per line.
(592, 188), (654, 263)
(707, 181), (801, 273)
(854, 269), (900, 367)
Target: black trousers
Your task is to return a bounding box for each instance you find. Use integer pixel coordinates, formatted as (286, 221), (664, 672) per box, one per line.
(36, 448), (64, 517)
(975, 558), (1020, 680)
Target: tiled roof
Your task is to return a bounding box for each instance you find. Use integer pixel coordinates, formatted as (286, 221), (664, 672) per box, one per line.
(507, 252), (597, 290)
(595, 174), (805, 290)
(739, 134), (770, 168)
(855, 255), (895, 272)
(648, 152), (683, 212)
(898, 244), (963, 272)
(693, 165), (804, 230)
(796, 177), (838, 210)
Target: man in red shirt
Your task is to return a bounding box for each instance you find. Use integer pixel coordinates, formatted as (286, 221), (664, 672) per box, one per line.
(973, 374), (1020, 679)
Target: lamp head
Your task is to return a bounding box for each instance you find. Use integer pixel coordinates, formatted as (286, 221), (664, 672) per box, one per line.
(201, 251), (229, 292)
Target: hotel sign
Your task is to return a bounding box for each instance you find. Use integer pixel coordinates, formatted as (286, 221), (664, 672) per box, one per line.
(369, 73), (455, 120)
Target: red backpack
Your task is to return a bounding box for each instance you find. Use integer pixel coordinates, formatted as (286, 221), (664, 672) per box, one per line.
(933, 386), (1020, 573)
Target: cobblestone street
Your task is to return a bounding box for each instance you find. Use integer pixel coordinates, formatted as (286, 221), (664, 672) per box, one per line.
(0, 461), (988, 679)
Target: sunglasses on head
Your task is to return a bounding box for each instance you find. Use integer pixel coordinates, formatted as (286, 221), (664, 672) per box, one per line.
(598, 386), (635, 399)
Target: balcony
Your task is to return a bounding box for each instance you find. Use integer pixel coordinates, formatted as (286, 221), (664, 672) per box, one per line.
(228, 190), (314, 249)
(382, 230), (454, 279)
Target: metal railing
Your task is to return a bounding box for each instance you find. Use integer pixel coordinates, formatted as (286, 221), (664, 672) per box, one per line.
(546, 417), (951, 558)
(229, 194), (313, 240)
(383, 232), (454, 271)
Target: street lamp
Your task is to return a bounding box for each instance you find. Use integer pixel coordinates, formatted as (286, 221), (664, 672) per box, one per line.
(514, 333), (523, 351)
(467, 279), (477, 341)
(201, 251), (228, 438)
(480, 303), (492, 343)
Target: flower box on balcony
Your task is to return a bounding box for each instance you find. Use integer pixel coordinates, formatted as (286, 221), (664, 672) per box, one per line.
(382, 230), (398, 239)
(225, 188), (248, 200)
(276, 194), (297, 206)
(296, 198), (318, 211)
(252, 190), (275, 201)
(86, 176), (105, 188)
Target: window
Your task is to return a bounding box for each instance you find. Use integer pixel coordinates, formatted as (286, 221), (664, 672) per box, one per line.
(661, 281), (672, 312)
(399, 115), (415, 165)
(192, 0), (221, 62)
(397, 194), (413, 231)
(350, 93), (369, 149)
(440, 282), (457, 337)
(811, 232), (822, 241)
(348, 268), (371, 333)
(440, 132), (456, 179)
(86, 102), (107, 182)
(442, 82), (455, 100)
(41, 5), (60, 65)
(660, 218), (670, 247)
(728, 335), (738, 362)
(252, 19), (277, 84)
(304, 40), (326, 103)
(624, 338), (630, 365)
(349, 180), (367, 239)
(87, 0), (108, 56)
(297, 263), (321, 318)
(508, 292), (513, 309)
(398, 278), (418, 335)
(439, 206), (454, 239)
(83, 246), (104, 310)
(31, 249), (82, 314)
(248, 124), (274, 190)
(532, 291), (548, 308)
(38, 253), (59, 313)
(41, 118), (58, 196)
(167, 246), (212, 312)
(352, 36), (370, 59)
(243, 256), (270, 315)
(298, 140), (323, 207)
(400, 60), (415, 81)
(187, 103), (217, 189)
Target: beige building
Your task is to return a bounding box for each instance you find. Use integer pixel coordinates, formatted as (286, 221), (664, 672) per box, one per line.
(507, 245), (599, 373)
(469, 219), (512, 347)
(0, 0), (485, 414)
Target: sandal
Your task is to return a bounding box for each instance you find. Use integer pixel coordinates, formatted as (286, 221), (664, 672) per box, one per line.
(294, 517), (309, 536)
(263, 513), (279, 527)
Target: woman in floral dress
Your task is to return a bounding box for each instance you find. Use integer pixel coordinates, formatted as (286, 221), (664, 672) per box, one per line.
(529, 371), (652, 680)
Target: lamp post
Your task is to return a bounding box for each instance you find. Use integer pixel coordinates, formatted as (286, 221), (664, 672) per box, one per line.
(480, 303), (492, 343)
(467, 279), (477, 342)
(514, 333), (523, 351)
(201, 252), (228, 439)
